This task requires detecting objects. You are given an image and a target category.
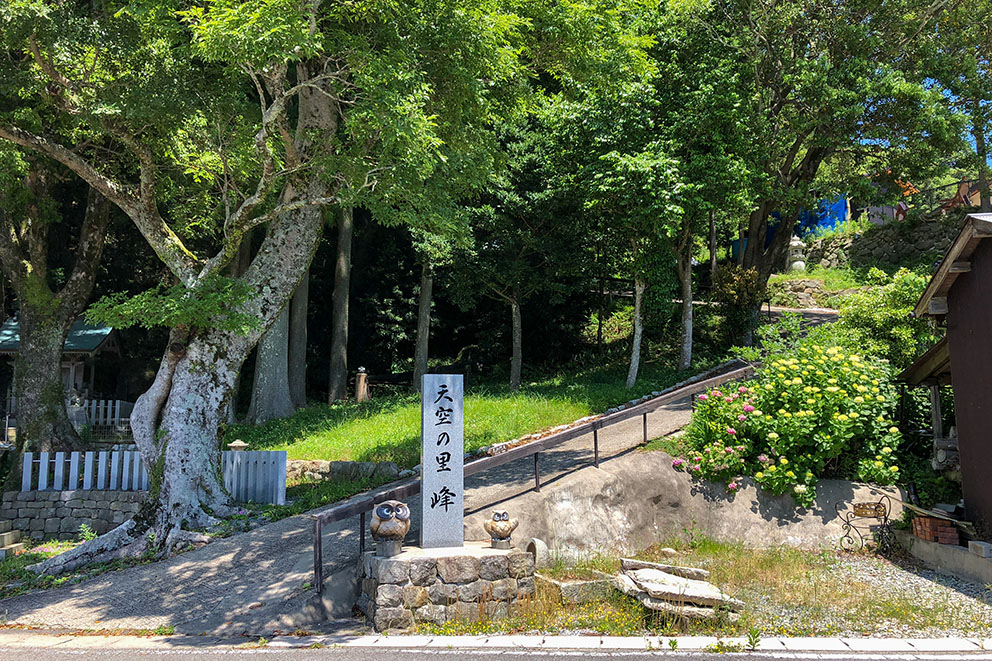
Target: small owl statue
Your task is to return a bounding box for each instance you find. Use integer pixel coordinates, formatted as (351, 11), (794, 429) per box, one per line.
(483, 509), (518, 547)
(370, 500), (411, 542)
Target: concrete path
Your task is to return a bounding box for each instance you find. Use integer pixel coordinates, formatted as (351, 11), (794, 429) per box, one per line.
(0, 396), (693, 637)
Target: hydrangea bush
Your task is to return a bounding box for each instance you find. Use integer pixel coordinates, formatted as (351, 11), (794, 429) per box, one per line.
(675, 343), (902, 507)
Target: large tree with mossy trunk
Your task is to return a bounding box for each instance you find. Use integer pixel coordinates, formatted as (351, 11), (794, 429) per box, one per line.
(0, 0), (557, 573)
(0, 156), (110, 462)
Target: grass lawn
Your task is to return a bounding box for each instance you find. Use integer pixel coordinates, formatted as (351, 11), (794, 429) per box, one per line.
(767, 265), (864, 293)
(0, 538), (161, 602)
(226, 359), (714, 468)
(421, 537), (992, 638)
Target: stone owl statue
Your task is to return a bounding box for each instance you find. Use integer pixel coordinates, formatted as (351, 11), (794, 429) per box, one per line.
(370, 500), (411, 542)
(483, 509), (518, 542)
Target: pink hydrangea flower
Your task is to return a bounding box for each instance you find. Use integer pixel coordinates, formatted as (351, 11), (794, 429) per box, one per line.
(712, 390), (723, 398)
(736, 445), (744, 452)
(672, 458), (684, 468)
(724, 397), (734, 403)
(691, 465), (701, 472)
(698, 394), (708, 401)
(738, 414), (746, 422)
(757, 453), (769, 463)
(726, 427), (737, 435)
(739, 386), (748, 393)
(728, 482), (739, 491)
(743, 404), (755, 413)
(725, 447), (733, 453)
(693, 456), (702, 462)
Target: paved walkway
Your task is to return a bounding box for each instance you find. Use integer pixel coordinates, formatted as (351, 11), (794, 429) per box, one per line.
(0, 396), (693, 637)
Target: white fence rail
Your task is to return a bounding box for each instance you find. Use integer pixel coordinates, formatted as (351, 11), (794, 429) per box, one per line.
(21, 450), (286, 505)
(6, 397), (134, 427)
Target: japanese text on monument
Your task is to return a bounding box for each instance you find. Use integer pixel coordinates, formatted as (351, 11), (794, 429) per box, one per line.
(421, 374), (464, 548)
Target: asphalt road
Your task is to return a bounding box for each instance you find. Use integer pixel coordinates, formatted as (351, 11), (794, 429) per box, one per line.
(3, 649), (992, 661)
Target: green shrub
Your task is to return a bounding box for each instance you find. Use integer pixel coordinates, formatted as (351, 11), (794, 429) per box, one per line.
(712, 265), (765, 342)
(677, 342), (903, 507)
(835, 268), (939, 369)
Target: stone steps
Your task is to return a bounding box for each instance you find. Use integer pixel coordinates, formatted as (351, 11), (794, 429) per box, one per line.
(0, 529), (20, 547)
(0, 541), (25, 560)
(0, 529), (23, 560)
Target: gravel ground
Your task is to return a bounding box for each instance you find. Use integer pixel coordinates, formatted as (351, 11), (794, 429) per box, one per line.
(742, 551), (992, 638)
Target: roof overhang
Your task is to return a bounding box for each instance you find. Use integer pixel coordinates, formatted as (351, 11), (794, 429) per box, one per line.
(898, 336), (951, 387)
(914, 213), (992, 318)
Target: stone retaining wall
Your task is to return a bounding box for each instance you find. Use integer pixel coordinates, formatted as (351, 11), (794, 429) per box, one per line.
(357, 542), (536, 632)
(286, 460), (404, 484)
(0, 490), (145, 541)
(807, 214), (961, 270)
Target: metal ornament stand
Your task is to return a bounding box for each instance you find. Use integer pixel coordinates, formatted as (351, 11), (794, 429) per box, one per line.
(836, 494), (894, 553)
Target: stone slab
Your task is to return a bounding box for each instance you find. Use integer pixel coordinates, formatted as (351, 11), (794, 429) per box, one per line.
(841, 637), (916, 651)
(906, 638), (980, 651)
(780, 637), (851, 651)
(421, 374), (464, 549)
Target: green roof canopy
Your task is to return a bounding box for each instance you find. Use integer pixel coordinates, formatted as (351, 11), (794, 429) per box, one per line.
(0, 318), (115, 356)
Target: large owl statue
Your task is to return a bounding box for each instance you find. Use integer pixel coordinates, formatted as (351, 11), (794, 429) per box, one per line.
(483, 509), (518, 543)
(370, 500), (411, 542)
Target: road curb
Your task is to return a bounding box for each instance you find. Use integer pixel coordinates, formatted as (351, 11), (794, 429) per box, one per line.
(1, 631), (991, 653)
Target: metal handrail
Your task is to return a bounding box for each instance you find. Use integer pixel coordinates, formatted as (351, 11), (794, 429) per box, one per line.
(310, 359), (755, 593)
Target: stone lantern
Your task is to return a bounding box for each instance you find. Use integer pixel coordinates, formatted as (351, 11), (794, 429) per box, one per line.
(789, 236), (807, 272)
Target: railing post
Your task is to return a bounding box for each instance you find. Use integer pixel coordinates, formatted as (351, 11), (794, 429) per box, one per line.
(360, 511), (366, 554)
(313, 517), (324, 595)
(593, 425), (599, 468)
(642, 412), (648, 444)
(533, 452), (541, 492)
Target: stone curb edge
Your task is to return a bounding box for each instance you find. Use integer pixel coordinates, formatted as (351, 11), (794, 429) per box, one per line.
(267, 635), (992, 653)
(2, 632), (992, 653)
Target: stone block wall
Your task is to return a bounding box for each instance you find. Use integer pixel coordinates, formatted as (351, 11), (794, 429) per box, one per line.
(806, 214), (961, 270)
(0, 490), (145, 541)
(357, 542), (536, 632)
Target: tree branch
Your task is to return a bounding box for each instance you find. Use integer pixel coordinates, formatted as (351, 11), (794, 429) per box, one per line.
(0, 123), (200, 284)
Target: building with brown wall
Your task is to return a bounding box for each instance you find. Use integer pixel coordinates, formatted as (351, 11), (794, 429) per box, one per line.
(913, 212), (992, 538)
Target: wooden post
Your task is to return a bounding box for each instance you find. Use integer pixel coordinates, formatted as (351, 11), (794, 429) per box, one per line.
(929, 384), (943, 443)
(355, 368), (370, 403)
(533, 452), (541, 492)
(643, 413), (648, 444)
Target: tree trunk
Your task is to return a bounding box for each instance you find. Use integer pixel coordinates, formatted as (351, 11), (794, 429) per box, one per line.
(708, 209), (718, 283)
(328, 206), (354, 402)
(413, 262), (433, 391)
(288, 270), (309, 408)
(626, 276), (645, 389)
(597, 277), (604, 355)
(973, 102), (991, 212)
(509, 291), (522, 391)
(225, 233), (253, 424)
(677, 236), (693, 372)
(736, 217), (745, 265)
(11, 309), (78, 453)
(26, 64), (335, 576)
(247, 306), (295, 424)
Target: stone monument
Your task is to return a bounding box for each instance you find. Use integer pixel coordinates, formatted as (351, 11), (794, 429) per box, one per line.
(356, 373), (539, 632)
(420, 374), (464, 548)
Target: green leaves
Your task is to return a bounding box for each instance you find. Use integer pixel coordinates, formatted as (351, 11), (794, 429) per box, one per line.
(86, 275), (260, 333)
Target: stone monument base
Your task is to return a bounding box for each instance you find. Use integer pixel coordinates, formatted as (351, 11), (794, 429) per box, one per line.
(357, 541), (536, 632)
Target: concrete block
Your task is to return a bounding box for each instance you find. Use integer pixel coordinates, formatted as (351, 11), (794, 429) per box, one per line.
(968, 541), (992, 558)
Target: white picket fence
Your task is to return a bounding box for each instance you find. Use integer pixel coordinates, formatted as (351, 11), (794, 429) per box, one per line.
(5, 396), (134, 428)
(20, 450), (286, 505)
